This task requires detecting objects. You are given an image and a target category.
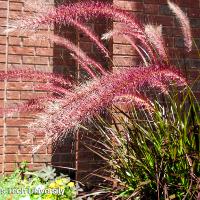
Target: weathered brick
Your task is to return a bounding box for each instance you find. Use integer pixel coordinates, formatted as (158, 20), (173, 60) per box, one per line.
(28, 163), (45, 171)
(33, 154), (51, 163)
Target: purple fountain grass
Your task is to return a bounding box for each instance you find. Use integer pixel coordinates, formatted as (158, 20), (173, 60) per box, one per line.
(168, 1), (192, 52)
(7, 1), (145, 60)
(27, 66), (186, 143)
(10, 1), (143, 33)
(39, 34), (106, 75)
(7, 2), (109, 57)
(102, 28), (156, 64)
(0, 95), (58, 117)
(0, 1), (192, 152)
(113, 94), (154, 111)
(123, 36), (149, 66)
(70, 54), (97, 78)
(145, 24), (168, 62)
(33, 83), (71, 96)
(70, 19), (109, 57)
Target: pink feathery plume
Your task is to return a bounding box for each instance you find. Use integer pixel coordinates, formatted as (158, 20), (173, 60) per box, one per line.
(124, 36), (149, 66)
(70, 19), (109, 57)
(7, 1), (144, 40)
(113, 94), (154, 111)
(40, 34), (106, 75)
(6, 1), (154, 63)
(0, 95), (59, 116)
(70, 54), (97, 78)
(102, 29), (156, 64)
(145, 24), (168, 62)
(7, 2), (109, 57)
(29, 66), (186, 137)
(168, 1), (192, 52)
(33, 83), (71, 96)
(0, 69), (71, 87)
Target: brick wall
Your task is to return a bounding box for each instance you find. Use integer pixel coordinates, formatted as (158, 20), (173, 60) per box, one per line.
(0, 0), (54, 174)
(0, 0), (199, 183)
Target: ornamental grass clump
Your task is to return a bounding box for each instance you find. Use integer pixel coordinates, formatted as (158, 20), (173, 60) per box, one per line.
(88, 87), (200, 199)
(1, 1), (190, 149)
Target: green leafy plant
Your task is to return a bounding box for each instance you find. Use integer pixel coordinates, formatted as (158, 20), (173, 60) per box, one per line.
(88, 87), (200, 199)
(0, 164), (81, 200)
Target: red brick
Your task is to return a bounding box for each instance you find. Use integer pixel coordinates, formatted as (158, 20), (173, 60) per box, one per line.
(5, 154), (16, 163)
(5, 136), (21, 145)
(19, 145), (33, 154)
(0, 54), (5, 63)
(35, 48), (53, 56)
(0, 1), (7, 9)
(5, 163), (17, 172)
(17, 154), (32, 162)
(0, 45), (5, 54)
(0, 164), (2, 172)
(6, 118), (33, 127)
(9, 10), (22, 19)
(0, 155), (3, 163)
(0, 36), (6, 45)
(9, 36), (21, 46)
(5, 146), (18, 154)
(0, 128), (3, 136)
(0, 137), (3, 144)
(113, 1), (144, 12)
(0, 10), (7, 18)
(28, 163), (45, 171)
(9, 2), (23, 11)
(7, 82), (33, 90)
(188, 9), (200, 18)
(113, 44), (138, 55)
(7, 91), (20, 99)
(0, 90), (3, 99)
(144, 4), (159, 14)
(0, 146), (3, 154)
(19, 127), (29, 137)
(8, 46), (35, 55)
(7, 127), (19, 136)
(145, 15), (174, 26)
(22, 56), (49, 65)
(113, 55), (139, 66)
(23, 38), (50, 47)
(0, 118), (4, 126)
(7, 54), (22, 64)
